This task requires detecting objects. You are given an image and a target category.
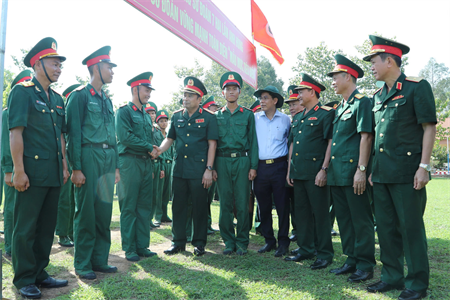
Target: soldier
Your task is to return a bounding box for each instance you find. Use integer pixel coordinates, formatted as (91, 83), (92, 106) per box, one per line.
(202, 95), (219, 112)
(154, 109), (174, 224)
(153, 76), (218, 256)
(213, 72), (258, 255)
(55, 84), (82, 248)
(1, 70), (33, 257)
(285, 73), (334, 270)
(326, 55), (376, 282)
(9, 37), (69, 298)
(66, 46), (120, 280)
(116, 72), (157, 262)
(364, 35), (436, 300)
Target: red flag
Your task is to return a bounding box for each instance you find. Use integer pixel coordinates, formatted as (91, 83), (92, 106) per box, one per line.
(251, 0), (284, 65)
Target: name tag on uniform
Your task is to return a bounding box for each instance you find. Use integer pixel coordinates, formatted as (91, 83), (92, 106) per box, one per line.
(36, 100), (46, 106)
(177, 119), (185, 123)
(392, 95), (404, 100)
(308, 117), (317, 120)
(196, 119), (205, 123)
(89, 102), (98, 105)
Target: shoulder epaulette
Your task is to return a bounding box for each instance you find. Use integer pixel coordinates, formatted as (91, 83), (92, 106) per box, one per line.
(354, 93), (365, 99)
(19, 81), (34, 87)
(204, 108), (215, 115)
(74, 85), (86, 92)
(373, 87), (382, 95)
(51, 88), (61, 96)
(405, 76), (424, 83)
(119, 103), (127, 108)
(243, 106), (252, 112)
(174, 108), (184, 113)
(320, 105), (332, 111)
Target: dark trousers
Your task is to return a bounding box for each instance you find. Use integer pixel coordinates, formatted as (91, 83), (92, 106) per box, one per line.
(253, 160), (290, 247)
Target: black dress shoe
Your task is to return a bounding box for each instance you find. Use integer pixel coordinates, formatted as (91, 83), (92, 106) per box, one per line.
(38, 277), (68, 288)
(19, 284), (41, 299)
(398, 288), (427, 300)
(258, 243), (276, 253)
(93, 265), (117, 273)
(194, 246), (206, 256)
(310, 259), (331, 270)
(284, 253), (314, 262)
(164, 245), (185, 255)
(331, 229), (338, 236)
(348, 269), (373, 282)
(274, 245), (287, 257)
(77, 271), (97, 280)
(329, 264), (356, 275)
(367, 281), (404, 293)
(290, 247), (300, 255)
(289, 234), (297, 241)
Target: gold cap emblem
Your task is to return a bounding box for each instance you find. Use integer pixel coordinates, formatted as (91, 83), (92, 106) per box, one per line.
(51, 42), (57, 51)
(289, 89), (293, 95)
(188, 79), (194, 86)
(149, 75), (153, 82)
(161, 112), (166, 116)
(228, 74), (234, 80)
(369, 39), (373, 47)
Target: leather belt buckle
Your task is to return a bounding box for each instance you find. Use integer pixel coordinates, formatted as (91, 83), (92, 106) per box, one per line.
(102, 144), (108, 149)
(231, 153), (237, 158)
(266, 159), (274, 164)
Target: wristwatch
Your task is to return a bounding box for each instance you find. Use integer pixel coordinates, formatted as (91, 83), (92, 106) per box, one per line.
(321, 167), (328, 173)
(206, 166), (213, 171)
(419, 163), (431, 172)
(358, 165), (366, 172)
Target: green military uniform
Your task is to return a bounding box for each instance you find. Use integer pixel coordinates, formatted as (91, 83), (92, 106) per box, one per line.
(9, 38), (67, 289)
(167, 77), (218, 250)
(116, 72), (156, 261)
(326, 55), (375, 273)
(215, 72), (258, 254)
(154, 109), (174, 223)
(288, 74), (334, 263)
(1, 70), (33, 256)
(363, 35), (437, 293)
(55, 84), (82, 248)
(66, 46), (119, 276)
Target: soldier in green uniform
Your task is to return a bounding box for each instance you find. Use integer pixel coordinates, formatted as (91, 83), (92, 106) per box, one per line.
(9, 37), (69, 298)
(285, 73), (334, 270)
(212, 72), (258, 255)
(153, 76), (218, 256)
(55, 84), (82, 248)
(1, 70), (33, 257)
(66, 46), (120, 280)
(145, 102), (164, 228)
(154, 109), (174, 224)
(363, 35), (436, 300)
(326, 55), (376, 282)
(116, 72), (157, 262)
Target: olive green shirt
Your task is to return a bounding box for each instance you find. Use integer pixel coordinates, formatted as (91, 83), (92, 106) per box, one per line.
(8, 78), (66, 187)
(1, 108), (13, 174)
(328, 90), (373, 186)
(115, 102), (154, 161)
(215, 105), (259, 170)
(372, 73), (437, 184)
(288, 103), (334, 181)
(66, 84), (119, 170)
(168, 107), (218, 179)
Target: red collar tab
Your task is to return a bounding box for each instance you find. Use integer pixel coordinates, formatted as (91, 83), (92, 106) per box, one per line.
(335, 64), (359, 79)
(199, 108), (203, 114)
(252, 105), (261, 113)
(371, 44), (403, 58)
(314, 105), (319, 111)
(132, 105), (137, 111)
(131, 79), (151, 88)
(300, 81), (322, 94)
(89, 88), (96, 96)
(86, 54), (111, 67)
(240, 107), (244, 113)
(396, 82), (402, 90)
(30, 48), (58, 67)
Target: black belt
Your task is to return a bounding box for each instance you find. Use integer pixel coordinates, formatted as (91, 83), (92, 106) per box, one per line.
(120, 153), (150, 160)
(259, 155), (287, 165)
(82, 143), (113, 149)
(216, 151), (248, 158)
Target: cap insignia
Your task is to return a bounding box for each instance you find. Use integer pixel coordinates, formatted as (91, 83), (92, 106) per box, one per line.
(51, 42), (57, 50)
(228, 74), (234, 80)
(188, 79), (194, 86)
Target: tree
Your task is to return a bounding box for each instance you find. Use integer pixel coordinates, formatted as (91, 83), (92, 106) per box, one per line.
(419, 57), (450, 107)
(2, 69), (15, 108)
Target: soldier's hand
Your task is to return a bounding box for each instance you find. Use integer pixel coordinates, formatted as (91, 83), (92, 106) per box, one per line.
(71, 170), (86, 187)
(115, 168), (121, 184)
(248, 169), (257, 181)
(4, 172), (14, 187)
(160, 170), (165, 179)
(414, 167), (429, 190)
(150, 145), (161, 158)
(315, 169), (327, 187)
(13, 171), (30, 192)
(202, 169), (213, 189)
(63, 168), (70, 185)
(353, 170), (366, 195)
(286, 174), (294, 187)
(212, 170), (218, 181)
(368, 173), (373, 186)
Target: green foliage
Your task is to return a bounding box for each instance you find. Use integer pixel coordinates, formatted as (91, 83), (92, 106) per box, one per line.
(431, 143), (449, 169)
(2, 69), (15, 108)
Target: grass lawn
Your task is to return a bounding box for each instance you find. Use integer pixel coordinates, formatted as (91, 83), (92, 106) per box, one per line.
(1, 178), (449, 299)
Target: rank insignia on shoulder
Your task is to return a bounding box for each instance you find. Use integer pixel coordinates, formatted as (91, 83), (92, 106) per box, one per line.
(89, 88), (95, 96)
(374, 87), (382, 95)
(405, 76), (424, 82)
(308, 117), (317, 120)
(392, 95), (404, 100)
(320, 106), (332, 111)
(204, 108), (215, 114)
(56, 105), (63, 109)
(132, 105), (137, 111)
(36, 100), (46, 106)
(174, 108), (184, 113)
(195, 119), (205, 123)
(20, 81), (35, 87)
(354, 94), (365, 99)
(75, 85), (85, 91)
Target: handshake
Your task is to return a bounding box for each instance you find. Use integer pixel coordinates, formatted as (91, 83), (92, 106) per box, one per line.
(149, 145), (162, 159)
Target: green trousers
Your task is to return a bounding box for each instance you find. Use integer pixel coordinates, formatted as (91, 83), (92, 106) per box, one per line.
(12, 186), (60, 289)
(216, 156), (250, 251)
(150, 159), (162, 221)
(172, 177), (208, 247)
(207, 181), (217, 228)
(155, 160), (172, 222)
(3, 181), (15, 254)
(373, 183), (429, 293)
(118, 155), (153, 253)
(73, 147), (115, 274)
(55, 169), (75, 238)
(294, 179), (334, 262)
(331, 186), (375, 272)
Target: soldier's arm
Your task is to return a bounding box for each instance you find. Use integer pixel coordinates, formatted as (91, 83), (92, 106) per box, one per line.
(1, 110), (13, 174)
(414, 123), (436, 190)
(115, 109), (153, 154)
(66, 91), (85, 170)
(248, 112), (259, 171)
